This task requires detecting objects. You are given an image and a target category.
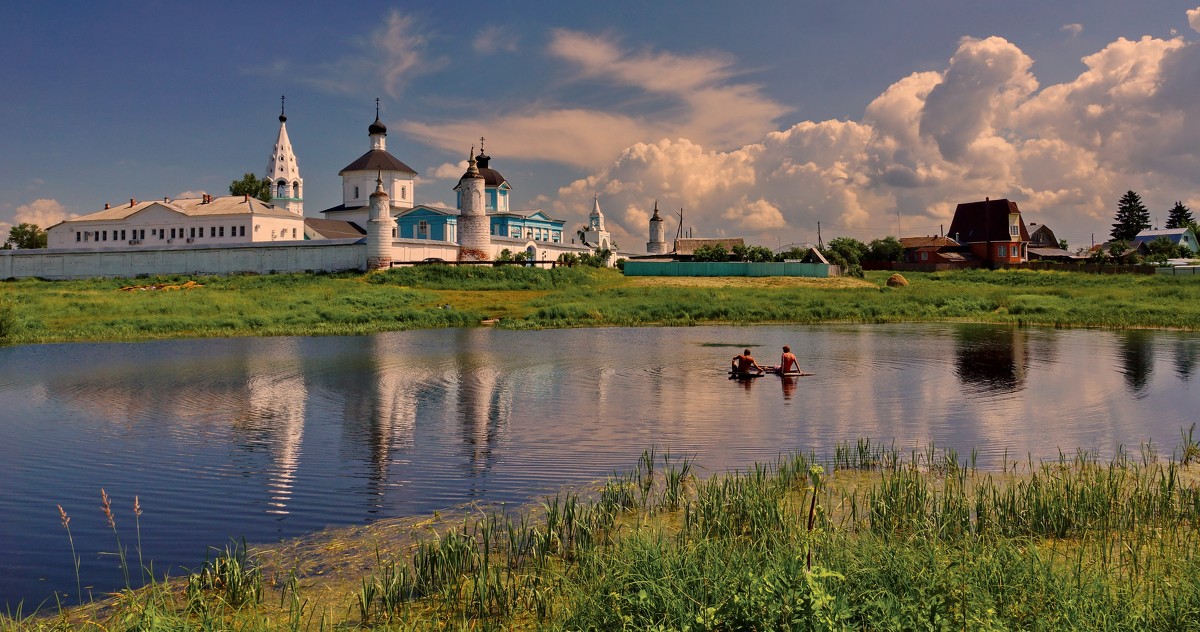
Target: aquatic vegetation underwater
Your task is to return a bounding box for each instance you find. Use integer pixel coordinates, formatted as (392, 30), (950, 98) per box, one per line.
(10, 433), (1200, 630)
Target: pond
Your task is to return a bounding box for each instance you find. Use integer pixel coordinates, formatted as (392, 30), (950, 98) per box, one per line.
(1, 324), (1197, 608)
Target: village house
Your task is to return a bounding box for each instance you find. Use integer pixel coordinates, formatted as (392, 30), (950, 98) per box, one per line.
(946, 198), (1029, 266)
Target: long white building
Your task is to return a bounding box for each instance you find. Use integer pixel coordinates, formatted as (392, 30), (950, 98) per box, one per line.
(45, 194), (306, 249)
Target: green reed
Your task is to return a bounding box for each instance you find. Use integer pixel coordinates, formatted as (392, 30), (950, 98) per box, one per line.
(27, 435), (1200, 629)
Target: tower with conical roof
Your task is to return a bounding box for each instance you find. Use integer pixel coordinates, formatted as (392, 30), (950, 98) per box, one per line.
(455, 147), (490, 260)
(582, 194), (612, 251)
(647, 200), (666, 254)
(266, 96), (303, 215)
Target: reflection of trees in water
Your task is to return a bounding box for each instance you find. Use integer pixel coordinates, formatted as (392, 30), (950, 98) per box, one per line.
(1118, 331), (1154, 396)
(954, 326), (1028, 394)
(1174, 340), (1197, 382)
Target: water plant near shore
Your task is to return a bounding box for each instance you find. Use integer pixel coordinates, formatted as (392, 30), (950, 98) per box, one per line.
(12, 435), (1200, 630)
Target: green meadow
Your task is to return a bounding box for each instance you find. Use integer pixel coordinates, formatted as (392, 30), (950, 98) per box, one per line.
(2, 266), (1200, 345)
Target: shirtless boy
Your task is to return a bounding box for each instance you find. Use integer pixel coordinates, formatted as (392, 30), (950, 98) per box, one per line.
(732, 349), (765, 374)
(778, 345), (801, 374)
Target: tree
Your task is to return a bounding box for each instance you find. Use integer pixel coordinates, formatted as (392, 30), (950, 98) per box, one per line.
(1110, 190), (1150, 242)
(1165, 201), (1195, 230)
(229, 173), (272, 203)
(1145, 236), (1182, 263)
(731, 244), (771, 262)
(691, 243), (728, 262)
(821, 237), (868, 268)
(1058, 239), (1070, 252)
(865, 236), (903, 262)
(3, 223), (47, 249)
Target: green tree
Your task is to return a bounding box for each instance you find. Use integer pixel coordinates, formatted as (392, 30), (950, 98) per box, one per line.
(691, 243), (729, 262)
(1145, 236), (1182, 263)
(821, 237), (868, 268)
(496, 248), (514, 262)
(1058, 239), (1070, 251)
(1165, 201), (1194, 230)
(229, 173), (272, 203)
(1110, 190), (1151, 242)
(556, 252), (580, 267)
(731, 244), (772, 262)
(2, 223), (48, 249)
(865, 236), (903, 262)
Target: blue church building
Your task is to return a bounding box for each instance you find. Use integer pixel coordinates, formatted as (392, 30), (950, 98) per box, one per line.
(393, 146), (566, 244)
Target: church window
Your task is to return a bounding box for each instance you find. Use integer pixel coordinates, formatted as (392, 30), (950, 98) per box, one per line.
(219, 226), (225, 237)
(392, 227), (397, 238)
(418, 220), (429, 239)
(354, 186), (359, 199)
(401, 186), (407, 199)
(189, 227), (195, 238)
(292, 228), (297, 238)
(240, 226), (245, 237)
(76, 232), (81, 242)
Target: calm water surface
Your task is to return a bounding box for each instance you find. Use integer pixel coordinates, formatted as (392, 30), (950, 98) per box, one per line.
(1, 324), (1198, 607)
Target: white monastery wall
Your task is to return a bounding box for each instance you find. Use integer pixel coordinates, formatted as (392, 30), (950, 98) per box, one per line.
(1, 240), (366, 280)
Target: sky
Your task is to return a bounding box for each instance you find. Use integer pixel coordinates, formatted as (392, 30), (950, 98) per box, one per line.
(3, 1), (1200, 253)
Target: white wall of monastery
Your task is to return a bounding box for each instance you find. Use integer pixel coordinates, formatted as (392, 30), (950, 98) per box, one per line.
(342, 173), (414, 209)
(2, 241), (366, 280)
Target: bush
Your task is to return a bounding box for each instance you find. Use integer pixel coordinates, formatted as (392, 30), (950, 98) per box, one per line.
(692, 244), (729, 262)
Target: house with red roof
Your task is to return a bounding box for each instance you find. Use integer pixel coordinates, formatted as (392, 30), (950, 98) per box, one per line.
(946, 198), (1029, 266)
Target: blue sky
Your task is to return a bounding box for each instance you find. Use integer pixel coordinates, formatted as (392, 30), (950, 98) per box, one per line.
(3, 1), (1200, 251)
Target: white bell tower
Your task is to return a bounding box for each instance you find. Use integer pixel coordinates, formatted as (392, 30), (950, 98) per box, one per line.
(266, 96), (303, 215)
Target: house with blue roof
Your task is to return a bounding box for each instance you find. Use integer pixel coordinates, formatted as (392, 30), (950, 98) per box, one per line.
(1132, 227), (1199, 254)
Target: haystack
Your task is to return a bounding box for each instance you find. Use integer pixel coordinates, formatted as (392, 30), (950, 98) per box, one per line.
(886, 273), (909, 287)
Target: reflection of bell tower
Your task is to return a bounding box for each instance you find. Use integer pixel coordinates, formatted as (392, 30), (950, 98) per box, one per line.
(241, 338), (308, 516)
(452, 328), (511, 475)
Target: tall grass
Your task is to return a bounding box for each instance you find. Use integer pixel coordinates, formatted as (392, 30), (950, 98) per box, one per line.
(14, 436), (1200, 629)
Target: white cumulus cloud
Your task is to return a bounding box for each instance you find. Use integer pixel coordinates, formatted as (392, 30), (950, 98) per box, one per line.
(1190, 7), (1200, 33)
(548, 27), (1200, 253)
(14, 198), (74, 228)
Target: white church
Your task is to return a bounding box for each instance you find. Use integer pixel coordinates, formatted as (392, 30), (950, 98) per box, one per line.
(37, 100), (641, 275)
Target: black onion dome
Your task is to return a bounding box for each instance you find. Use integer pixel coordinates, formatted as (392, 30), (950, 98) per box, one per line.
(368, 116), (387, 135)
(279, 113), (287, 123)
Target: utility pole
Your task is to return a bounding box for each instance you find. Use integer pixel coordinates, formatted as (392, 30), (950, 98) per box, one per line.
(817, 221), (823, 249)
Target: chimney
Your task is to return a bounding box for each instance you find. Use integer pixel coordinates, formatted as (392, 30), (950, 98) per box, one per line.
(244, 194), (249, 202)
(130, 198), (136, 207)
(163, 197), (169, 203)
(104, 203), (110, 210)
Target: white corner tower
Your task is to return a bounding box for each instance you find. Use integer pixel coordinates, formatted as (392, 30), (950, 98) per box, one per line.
(647, 200), (666, 254)
(455, 146), (490, 261)
(266, 96), (303, 215)
(366, 173), (394, 270)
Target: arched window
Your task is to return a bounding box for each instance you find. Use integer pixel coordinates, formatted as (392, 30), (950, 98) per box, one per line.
(354, 185), (360, 199)
(401, 186), (407, 200)
(292, 181), (301, 198)
(277, 180), (288, 198)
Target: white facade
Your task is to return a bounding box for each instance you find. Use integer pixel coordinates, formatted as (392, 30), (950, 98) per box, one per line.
(46, 196), (306, 250)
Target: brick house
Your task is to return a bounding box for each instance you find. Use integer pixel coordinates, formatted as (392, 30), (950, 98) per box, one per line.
(946, 198), (1029, 266)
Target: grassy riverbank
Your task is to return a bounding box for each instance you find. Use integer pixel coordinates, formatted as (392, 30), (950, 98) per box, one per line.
(11, 436), (1200, 630)
(2, 266), (1200, 345)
